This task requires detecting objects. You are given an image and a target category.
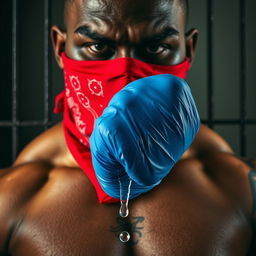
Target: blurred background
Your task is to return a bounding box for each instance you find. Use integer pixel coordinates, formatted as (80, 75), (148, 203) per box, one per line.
(0, 0), (255, 168)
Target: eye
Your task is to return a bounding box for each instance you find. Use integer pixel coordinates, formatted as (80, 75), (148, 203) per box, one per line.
(82, 42), (115, 59)
(87, 43), (108, 53)
(145, 44), (168, 55)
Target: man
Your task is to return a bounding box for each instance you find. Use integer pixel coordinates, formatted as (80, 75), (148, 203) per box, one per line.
(0, 0), (255, 255)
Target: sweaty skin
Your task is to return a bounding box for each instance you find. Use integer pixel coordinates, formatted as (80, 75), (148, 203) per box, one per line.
(0, 123), (255, 255)
(0, 0), (255, 255)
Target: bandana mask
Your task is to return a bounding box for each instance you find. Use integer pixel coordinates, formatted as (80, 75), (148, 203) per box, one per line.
(54, 53), (191, 204)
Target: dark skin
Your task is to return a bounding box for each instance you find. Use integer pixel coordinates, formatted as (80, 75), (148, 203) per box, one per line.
(0, 0), (255, 255)
(51, 0), (197, 65)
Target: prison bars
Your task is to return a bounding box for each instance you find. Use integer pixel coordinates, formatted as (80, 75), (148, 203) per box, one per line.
(9, 0), (53, 161)
(12, 0), (18, 162)
(0, 0), (255, 163)
(207, 0), (214, 130)
(203, 0), (251, 156)
(239, 0), (247, 156)
(44, 0), (51, 131)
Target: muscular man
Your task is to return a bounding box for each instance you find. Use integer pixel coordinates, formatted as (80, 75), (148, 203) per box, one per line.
(0, 0), (255, 255)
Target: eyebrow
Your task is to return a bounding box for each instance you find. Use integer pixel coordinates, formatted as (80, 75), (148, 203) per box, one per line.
(144, 28), (179, 43)
(74, 25), (179, 44)
(75, 26), (114, 44)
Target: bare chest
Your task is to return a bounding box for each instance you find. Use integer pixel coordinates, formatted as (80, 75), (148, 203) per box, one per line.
(8, 174), (251, 256)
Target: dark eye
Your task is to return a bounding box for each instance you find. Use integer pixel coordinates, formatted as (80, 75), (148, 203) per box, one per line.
(82, 42), (115, 59)
(146, 44), (167, 55)
(88, 43), (108, 53)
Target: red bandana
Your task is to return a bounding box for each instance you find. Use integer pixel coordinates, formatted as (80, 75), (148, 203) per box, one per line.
(54, 53), (191, 204)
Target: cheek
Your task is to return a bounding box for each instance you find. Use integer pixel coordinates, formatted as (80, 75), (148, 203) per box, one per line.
(172, 39), (186, 65)
(173, 48), (186, 64)
(65, 35), (81, 60)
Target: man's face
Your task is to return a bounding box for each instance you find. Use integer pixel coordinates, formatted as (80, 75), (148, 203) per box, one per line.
(62, 0), (189, 65)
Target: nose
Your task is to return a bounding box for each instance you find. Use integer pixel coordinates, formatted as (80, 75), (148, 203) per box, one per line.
(115, 46), (134, 58)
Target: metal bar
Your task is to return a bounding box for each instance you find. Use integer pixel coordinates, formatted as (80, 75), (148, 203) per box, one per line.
(207, 0), (214, 129)
(12, 0), (18, 162)
(0, 121), (57, 127)
(1, 118), (255, 127)
(44, 0), (51, 130)
(239, 0), (247, 156)
(201, 119), (256, 125)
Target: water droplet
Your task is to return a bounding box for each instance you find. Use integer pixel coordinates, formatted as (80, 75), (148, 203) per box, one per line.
(119, 201), (129, 218)
(117, 179), (132, 243)
(118, 179), (132, 218)
(119, 231), (130, 243)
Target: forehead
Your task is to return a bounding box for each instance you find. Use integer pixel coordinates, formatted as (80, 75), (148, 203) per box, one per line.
(66, 0), (185, 32)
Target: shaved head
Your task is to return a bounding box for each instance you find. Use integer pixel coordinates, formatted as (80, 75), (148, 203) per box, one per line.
(51, 0), (197, 67)
(64, 0), (189, 27)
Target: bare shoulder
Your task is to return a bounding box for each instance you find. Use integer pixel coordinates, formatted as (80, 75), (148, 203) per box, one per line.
(195, 125), (234, 154)
(183, 124), (234, 159)
(0, 162), (52, 253)
(13, 122), (76, 168)
(183, 151), (255, 252)
(200, 151), (254, 217)
(0, 122), (80, 253)
(0, 162), (88, 255)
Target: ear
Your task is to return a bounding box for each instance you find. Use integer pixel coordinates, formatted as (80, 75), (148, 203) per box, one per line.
(51, 25), (67, 69)
(185, 28), (199, 63)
